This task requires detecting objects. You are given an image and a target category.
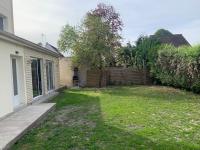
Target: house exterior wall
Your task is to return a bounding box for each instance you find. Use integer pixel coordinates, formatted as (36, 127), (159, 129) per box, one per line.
(24, 49), (60, 103)
(0, 0), (14, 33)
(0, 38), (60, 118)
(0, 39), (25, 118)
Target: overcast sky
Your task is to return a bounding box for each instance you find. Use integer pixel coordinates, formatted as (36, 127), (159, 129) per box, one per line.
(13, 0), (200, 47)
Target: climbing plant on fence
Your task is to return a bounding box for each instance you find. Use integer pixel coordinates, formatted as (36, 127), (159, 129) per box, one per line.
(150, 44), (200, 93)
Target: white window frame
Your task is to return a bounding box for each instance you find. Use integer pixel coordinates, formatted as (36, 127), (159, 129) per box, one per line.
(0, 14), (7, 31)
(0, 16), (4, 31)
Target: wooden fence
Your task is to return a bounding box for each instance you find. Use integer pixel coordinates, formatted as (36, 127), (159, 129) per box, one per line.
(86, 70), (109, 87)
(86, 68), (151, 87)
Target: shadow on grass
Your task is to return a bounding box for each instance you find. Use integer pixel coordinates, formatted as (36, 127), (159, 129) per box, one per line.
(12, 89), (199, 150)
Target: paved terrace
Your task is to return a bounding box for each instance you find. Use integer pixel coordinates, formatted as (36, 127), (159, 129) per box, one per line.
(0, 103), (56, 150)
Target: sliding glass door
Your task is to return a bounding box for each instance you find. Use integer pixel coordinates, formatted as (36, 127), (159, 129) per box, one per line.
(46, 61), (54, 91)
(31, 58), (42, 98)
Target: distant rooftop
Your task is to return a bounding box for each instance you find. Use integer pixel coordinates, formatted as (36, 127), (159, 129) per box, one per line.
(37, 42), (64, 57)
(150, 33), (190, 47)
(45, 43), (63, 57)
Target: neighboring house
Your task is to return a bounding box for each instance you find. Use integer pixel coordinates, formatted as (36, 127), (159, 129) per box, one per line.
(45, 42), (63, 56)
(0, 0), (14, 33)
(150, 33), (190, 47)
(0, 0), (62, 118)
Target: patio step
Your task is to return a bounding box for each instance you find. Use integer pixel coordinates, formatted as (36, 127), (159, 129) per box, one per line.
(0, 103), (56, 150)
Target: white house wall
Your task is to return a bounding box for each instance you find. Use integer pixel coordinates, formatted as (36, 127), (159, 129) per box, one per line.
(0, 38), (60, 118)
(24, 48), (60, 103)
(0, 39), (25, 118)
(0, 0), (14, 33)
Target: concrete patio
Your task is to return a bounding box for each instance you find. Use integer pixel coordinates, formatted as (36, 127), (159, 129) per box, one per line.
(0, 103), (56, 150)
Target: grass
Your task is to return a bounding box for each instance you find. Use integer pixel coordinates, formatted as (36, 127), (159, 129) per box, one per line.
(11, 86), (200, 150)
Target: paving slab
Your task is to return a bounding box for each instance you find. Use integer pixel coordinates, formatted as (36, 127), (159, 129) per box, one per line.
(0, 103), (56, 150)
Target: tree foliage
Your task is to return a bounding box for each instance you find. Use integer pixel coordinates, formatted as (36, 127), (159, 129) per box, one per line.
(73, 14), (112, 69)
(134, 35), (160, 69)
(154, 29), (173, 38)
(58, 3), (123, 87)
(58, 25), (78, 51)
(118, 36), (160, 69)
(118, 43), (136, 67)
(92, 3), (123, 34)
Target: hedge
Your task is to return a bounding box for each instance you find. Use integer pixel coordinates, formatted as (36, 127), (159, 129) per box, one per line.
(150, 44), (200, 93)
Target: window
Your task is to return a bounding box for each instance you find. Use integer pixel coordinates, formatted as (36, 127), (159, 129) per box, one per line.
(12, 58), (18, 96)
(0, 17), (4, 30)
(46, 61), (54, 91)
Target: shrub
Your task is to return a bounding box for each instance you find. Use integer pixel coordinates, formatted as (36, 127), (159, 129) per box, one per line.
(150, 44), (200, 93)
(191, 81), (200, 93)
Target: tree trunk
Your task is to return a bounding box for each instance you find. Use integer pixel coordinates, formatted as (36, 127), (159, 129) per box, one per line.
(99, 68), (103, 88)
(143, 59), (147, 85)
(98, 52), (103, 88)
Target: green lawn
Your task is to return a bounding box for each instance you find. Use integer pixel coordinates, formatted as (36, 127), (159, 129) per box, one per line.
(12, 86), (200, 150)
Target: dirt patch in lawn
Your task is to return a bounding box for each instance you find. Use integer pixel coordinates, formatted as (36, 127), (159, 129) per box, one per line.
(53, 105), (97, 128)
(148, 86), (183, 94)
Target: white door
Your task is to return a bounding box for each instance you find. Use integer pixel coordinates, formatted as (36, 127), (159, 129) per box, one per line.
(11, 57), (21, 108)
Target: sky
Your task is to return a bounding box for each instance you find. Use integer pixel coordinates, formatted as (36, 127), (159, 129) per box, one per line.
(13, 0), (200, 47)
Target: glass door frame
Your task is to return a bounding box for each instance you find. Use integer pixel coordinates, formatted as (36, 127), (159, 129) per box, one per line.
(46, 60), (55, 92)
(31, 57), (43, 99)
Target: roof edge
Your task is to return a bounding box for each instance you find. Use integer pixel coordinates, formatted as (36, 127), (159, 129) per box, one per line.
(0, 31), (61, 57)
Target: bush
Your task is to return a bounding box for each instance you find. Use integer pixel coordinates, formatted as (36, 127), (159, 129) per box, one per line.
(150, 44), (200, 93)
(191, 80), (200, 93)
